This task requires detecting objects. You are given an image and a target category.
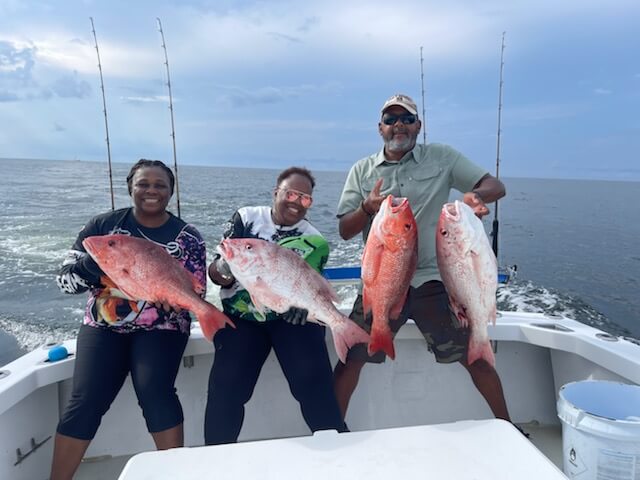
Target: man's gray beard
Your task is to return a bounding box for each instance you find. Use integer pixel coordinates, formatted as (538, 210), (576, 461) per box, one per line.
(385, 136), (415, 153)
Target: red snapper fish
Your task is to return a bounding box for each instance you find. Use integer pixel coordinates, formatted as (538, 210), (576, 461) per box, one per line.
(435, 200), (497, 366)
(82, 234), (234, 341)
(217, 238), (370, 363)
(361, 195), (418, 359)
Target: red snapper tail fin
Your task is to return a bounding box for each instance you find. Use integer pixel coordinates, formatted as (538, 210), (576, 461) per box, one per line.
(368, 326), (395, 360)
(194, 302), (235, 341)
(331, 316), (371, 364)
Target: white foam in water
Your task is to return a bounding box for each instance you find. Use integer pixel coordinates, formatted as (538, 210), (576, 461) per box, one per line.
(334, 285), (358, 311)
(0, 318), (77, 353)
(62, 306), (85, 316)
(497, 280), (620, 334)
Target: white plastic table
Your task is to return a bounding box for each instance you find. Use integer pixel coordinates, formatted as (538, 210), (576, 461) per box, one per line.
(118, 419), (567, 479)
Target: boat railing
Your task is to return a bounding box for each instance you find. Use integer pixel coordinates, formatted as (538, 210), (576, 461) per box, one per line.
(323, 266), (515, 285)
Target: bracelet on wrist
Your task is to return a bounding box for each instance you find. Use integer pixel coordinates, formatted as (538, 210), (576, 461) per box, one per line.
(360, 200), (374, 216)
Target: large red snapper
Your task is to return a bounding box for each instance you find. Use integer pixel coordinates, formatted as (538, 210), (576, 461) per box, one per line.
(82, 234), (234, 341)
(217, 238), (370, 363)
(361, 195), (418, 359)
(435, 200), (497, 367)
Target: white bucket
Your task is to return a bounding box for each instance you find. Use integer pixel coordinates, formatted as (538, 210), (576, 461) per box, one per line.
(557, 380), (640, 479)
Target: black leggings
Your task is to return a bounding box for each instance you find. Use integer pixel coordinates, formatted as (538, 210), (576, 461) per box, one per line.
(204, 317), (347, 445)
(57, 324), (189, 440)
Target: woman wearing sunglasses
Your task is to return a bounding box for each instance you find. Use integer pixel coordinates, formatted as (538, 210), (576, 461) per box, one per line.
(204, 166), (347, 445)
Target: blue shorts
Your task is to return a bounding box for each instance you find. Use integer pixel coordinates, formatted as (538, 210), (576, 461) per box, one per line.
(345, 281), (469, 364)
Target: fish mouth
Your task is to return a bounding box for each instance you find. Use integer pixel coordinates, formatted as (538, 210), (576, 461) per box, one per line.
(218, 240), (233, 260)
(82, 236), (108, 258)
(82, 237), (97, 257)
(387, 195), (409, 213)
(442, 201), (460, 220)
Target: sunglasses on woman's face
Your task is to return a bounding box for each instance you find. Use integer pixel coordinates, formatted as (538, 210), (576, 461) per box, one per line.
(381, 114), (418, 126)
(278, 188), (313, 208)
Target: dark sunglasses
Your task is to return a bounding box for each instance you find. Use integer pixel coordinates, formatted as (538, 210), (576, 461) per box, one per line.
(381, 114), (418, 126)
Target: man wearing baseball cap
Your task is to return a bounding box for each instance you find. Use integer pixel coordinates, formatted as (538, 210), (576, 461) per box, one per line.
(380, 93), (419, 115)
(333, 93), (518, 431)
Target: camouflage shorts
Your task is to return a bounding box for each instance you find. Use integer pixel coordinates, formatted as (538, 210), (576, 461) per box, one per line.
(345, 281), (469, 364)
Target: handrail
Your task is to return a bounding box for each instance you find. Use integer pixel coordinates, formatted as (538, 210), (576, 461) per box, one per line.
(323, 266), (512, 284)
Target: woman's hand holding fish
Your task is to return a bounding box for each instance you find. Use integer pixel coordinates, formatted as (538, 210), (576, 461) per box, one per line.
(463, 191), (490, 218)
(282, 307), (309, 325)
(153, 301), (182, 314)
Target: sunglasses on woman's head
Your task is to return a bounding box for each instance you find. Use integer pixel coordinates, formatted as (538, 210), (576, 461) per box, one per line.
(381, 114), (418, 126)
(278, 188), (313, 208)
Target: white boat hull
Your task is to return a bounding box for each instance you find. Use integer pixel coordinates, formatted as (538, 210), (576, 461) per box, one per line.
(1, 311), (639, 479)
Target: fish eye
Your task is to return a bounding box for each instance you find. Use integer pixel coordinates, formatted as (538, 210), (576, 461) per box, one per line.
(404, 223), (412, 230)
(439, 229), (448, 236)
(108, 240), (116, 246)
(245, 244), (252, 250)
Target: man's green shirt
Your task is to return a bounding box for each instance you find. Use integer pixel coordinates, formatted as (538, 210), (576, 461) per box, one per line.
(337, 143), (487, 287)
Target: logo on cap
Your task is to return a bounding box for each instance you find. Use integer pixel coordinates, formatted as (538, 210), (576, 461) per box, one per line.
(381, 94), (418, 115)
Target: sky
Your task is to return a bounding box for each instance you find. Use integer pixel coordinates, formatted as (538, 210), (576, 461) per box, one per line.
(1, 0), (639, 180)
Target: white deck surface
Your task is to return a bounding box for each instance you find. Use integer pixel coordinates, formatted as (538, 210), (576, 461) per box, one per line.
(75, 423), (563, 480)
(115, 420), (566, 480)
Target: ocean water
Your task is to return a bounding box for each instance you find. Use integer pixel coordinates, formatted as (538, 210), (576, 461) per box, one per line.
(1, 158), (638, 367)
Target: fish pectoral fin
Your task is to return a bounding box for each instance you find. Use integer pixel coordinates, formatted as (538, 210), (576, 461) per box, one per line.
(362, 289), (371, 316)
(101, 275), (119, 289)
(361, 245), (383, 285)
(248, 292), (267, 315)
(468, 231), (487, 257)
(248, 276), (272, 315)
(450, 298), (470, 328)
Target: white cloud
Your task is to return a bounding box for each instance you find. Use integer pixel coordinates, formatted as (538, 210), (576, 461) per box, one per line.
(120, 95), (170, 104)
(213, 82), (342, 108)
(593, 88), (612, 95)
(3, 1), (639, 82)
(50, 73), (92, 98)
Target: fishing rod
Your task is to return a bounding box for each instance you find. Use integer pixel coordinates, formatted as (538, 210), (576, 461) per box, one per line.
(156, 17), (181, 218)
(419, 46), (427, 144)
(90, 17), (115, 211)
(491, 32), (506, 258)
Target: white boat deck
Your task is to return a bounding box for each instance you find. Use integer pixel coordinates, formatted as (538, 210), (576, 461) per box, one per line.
(75, 424), (562, 480)
(4, 310), (640, 480)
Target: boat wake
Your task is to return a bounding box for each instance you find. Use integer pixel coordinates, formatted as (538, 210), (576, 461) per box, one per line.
(498, 280), (633, 338)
